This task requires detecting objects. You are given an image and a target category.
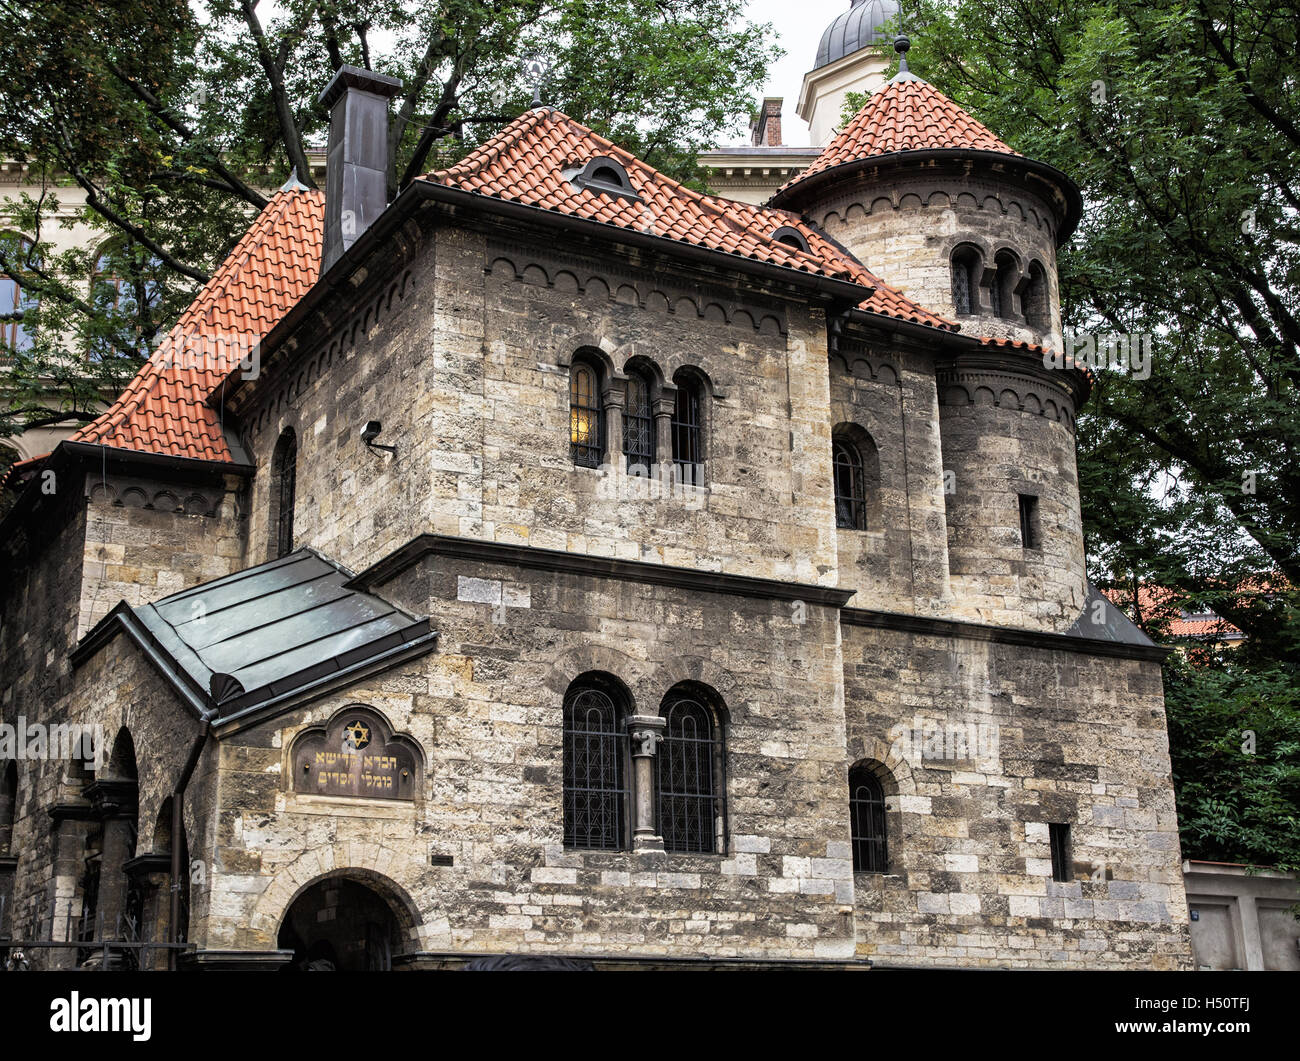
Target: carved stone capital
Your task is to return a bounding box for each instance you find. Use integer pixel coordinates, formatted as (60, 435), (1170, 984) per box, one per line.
(625, 715), (666, 758)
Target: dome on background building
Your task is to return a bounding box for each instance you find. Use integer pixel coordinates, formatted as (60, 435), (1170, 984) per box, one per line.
(814, 0), (901, 70)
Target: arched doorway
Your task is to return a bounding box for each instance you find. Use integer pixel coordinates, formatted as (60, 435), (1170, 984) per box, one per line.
(276, 875), (408, 971)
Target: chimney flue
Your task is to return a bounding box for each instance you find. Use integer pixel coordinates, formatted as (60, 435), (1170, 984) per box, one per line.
(318, 65), (403, 275)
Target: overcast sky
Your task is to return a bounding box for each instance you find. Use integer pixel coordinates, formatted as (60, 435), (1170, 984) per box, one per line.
(730, 0), (866, 147)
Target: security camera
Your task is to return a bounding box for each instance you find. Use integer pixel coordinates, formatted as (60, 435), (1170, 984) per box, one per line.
(360, 419), (396, 454)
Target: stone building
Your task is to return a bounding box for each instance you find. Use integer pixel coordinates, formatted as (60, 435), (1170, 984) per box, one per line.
(0, 44), (1193, 970)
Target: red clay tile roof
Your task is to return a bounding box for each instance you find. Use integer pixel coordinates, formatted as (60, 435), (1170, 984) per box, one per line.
(69, 188), (324, 463)
(423, 107), (954, 330)
(1103, 585), (1245, 640)
(978, 335), (1096, 383)
(777, 75), (1019, 198)
(58, 112), (959, 470)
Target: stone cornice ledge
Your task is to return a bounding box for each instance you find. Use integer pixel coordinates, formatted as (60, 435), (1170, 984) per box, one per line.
(841, 606), (1172, 662)
(348, 534), (856, 609)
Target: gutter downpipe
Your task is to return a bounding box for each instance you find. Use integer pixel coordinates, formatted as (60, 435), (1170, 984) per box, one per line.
(170, 709), (215, 970)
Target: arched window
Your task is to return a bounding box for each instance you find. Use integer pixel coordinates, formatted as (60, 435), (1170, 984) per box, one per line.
(0, 235), (39, 354)
(992, 251), (1020, 320)
(1023, 261), (1049, 330)
(950, 245), (981, 315)
(563, 679), (628, 850)
(657, 691), (725, 854)
(272, 428), (297, 558)
(848, 763), (887, 872)
(623, 368), (655, 474)
(833, 439), (865, 530)
(671, 371), (704, 483)
(832, 425), (880, 531)
(569, 360), (603, 468)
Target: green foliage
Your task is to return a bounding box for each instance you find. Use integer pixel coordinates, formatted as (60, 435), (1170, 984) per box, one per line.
(899, 0), (1299, 662)
(0, 0), (779, 438)
(1164, 655), (1300, 870)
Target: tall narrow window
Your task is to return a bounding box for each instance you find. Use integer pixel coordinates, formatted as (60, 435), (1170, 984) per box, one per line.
(0, 236), (39, 354)
(671, 376), (703, 483)
(657, 695), (721, 854)
(849, 764), (887, 873)
(273, 428), (297, 558)
(623, 370), (655, 474)
(950, 246), (980, 315)
(1049, 822), (1072, 882)
(993, 251), (1019, 320)
(563, 683), (627, 850)
(833, 439), (866, 530)
(570, 362), (603, 468)
(1023, 261), (1049, 330)
(1018, 493), (1041, 550)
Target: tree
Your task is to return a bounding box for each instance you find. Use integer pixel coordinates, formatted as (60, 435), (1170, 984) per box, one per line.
(894, 0), (1299, 661)
(0, 0), (778, 438)
(1164, 654), (1300, 870)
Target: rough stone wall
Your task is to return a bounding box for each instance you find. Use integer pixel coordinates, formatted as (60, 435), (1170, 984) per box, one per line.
(842, 622), (1192, 969)
(239, 224), (840, 588)
(829, 333), (952, 615)
(938, 389), (1087, 630)
(814, 172), (1063, 351)
(204, 552), (857, 961)
(1, 633), (214, 963)
(78, 471), (247, 638)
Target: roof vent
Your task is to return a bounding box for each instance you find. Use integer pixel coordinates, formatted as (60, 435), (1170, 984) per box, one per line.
(566, 156), (640, 203)
(771, 226), (811, 253)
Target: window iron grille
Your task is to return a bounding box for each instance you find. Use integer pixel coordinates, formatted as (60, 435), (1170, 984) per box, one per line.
(849, 767), (887, 872)
(563, 687), (627, 849)
(833, 439), (866, 530)
(570, 364), (603, 468)
(624, 373), (655, 474)
(657, 698), (718, 853)
(671, 382), (702, 482)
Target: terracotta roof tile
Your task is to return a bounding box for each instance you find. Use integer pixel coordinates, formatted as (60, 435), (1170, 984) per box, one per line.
(63, 112), (959, 469)
(70, 188), (324, 464)
(778, 76), (1018, 198)
(424, 108), (954, 330)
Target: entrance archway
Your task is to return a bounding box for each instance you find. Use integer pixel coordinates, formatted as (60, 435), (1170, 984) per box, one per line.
(276, 875), (409, 971)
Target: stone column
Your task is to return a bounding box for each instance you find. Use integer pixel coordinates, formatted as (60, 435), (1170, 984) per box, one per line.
(47, 803), (96, 969)
(601, 384), (624, 470)
(85, 780), (137, 941)
(653, 387), (676, 486)
(125, 854), (172, 970)
(626, 715), (666, 852)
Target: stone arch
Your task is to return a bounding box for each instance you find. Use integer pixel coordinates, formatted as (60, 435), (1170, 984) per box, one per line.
(254, 856), (425, 951)
(543, 644), (648, 705)
(845, 735), (915, 796)
(638, 654), (739, 721)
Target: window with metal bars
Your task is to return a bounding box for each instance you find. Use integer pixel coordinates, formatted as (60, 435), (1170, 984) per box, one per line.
(671, 377), (703, 483)
(657, 696), (722, 854)
(623, 371), (655, 474)
(274, 428), (297, 559)
(833, 439), (866, 530)
(951, 246), (980, 315)
(1049, 822), (1072, 882)
(569, 362), (603, 468)
(849, 765), (887, 872)
(562, 685), (628, 850)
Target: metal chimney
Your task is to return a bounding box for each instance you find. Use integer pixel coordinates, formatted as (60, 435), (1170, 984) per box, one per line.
(318, 65), (403, 275)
